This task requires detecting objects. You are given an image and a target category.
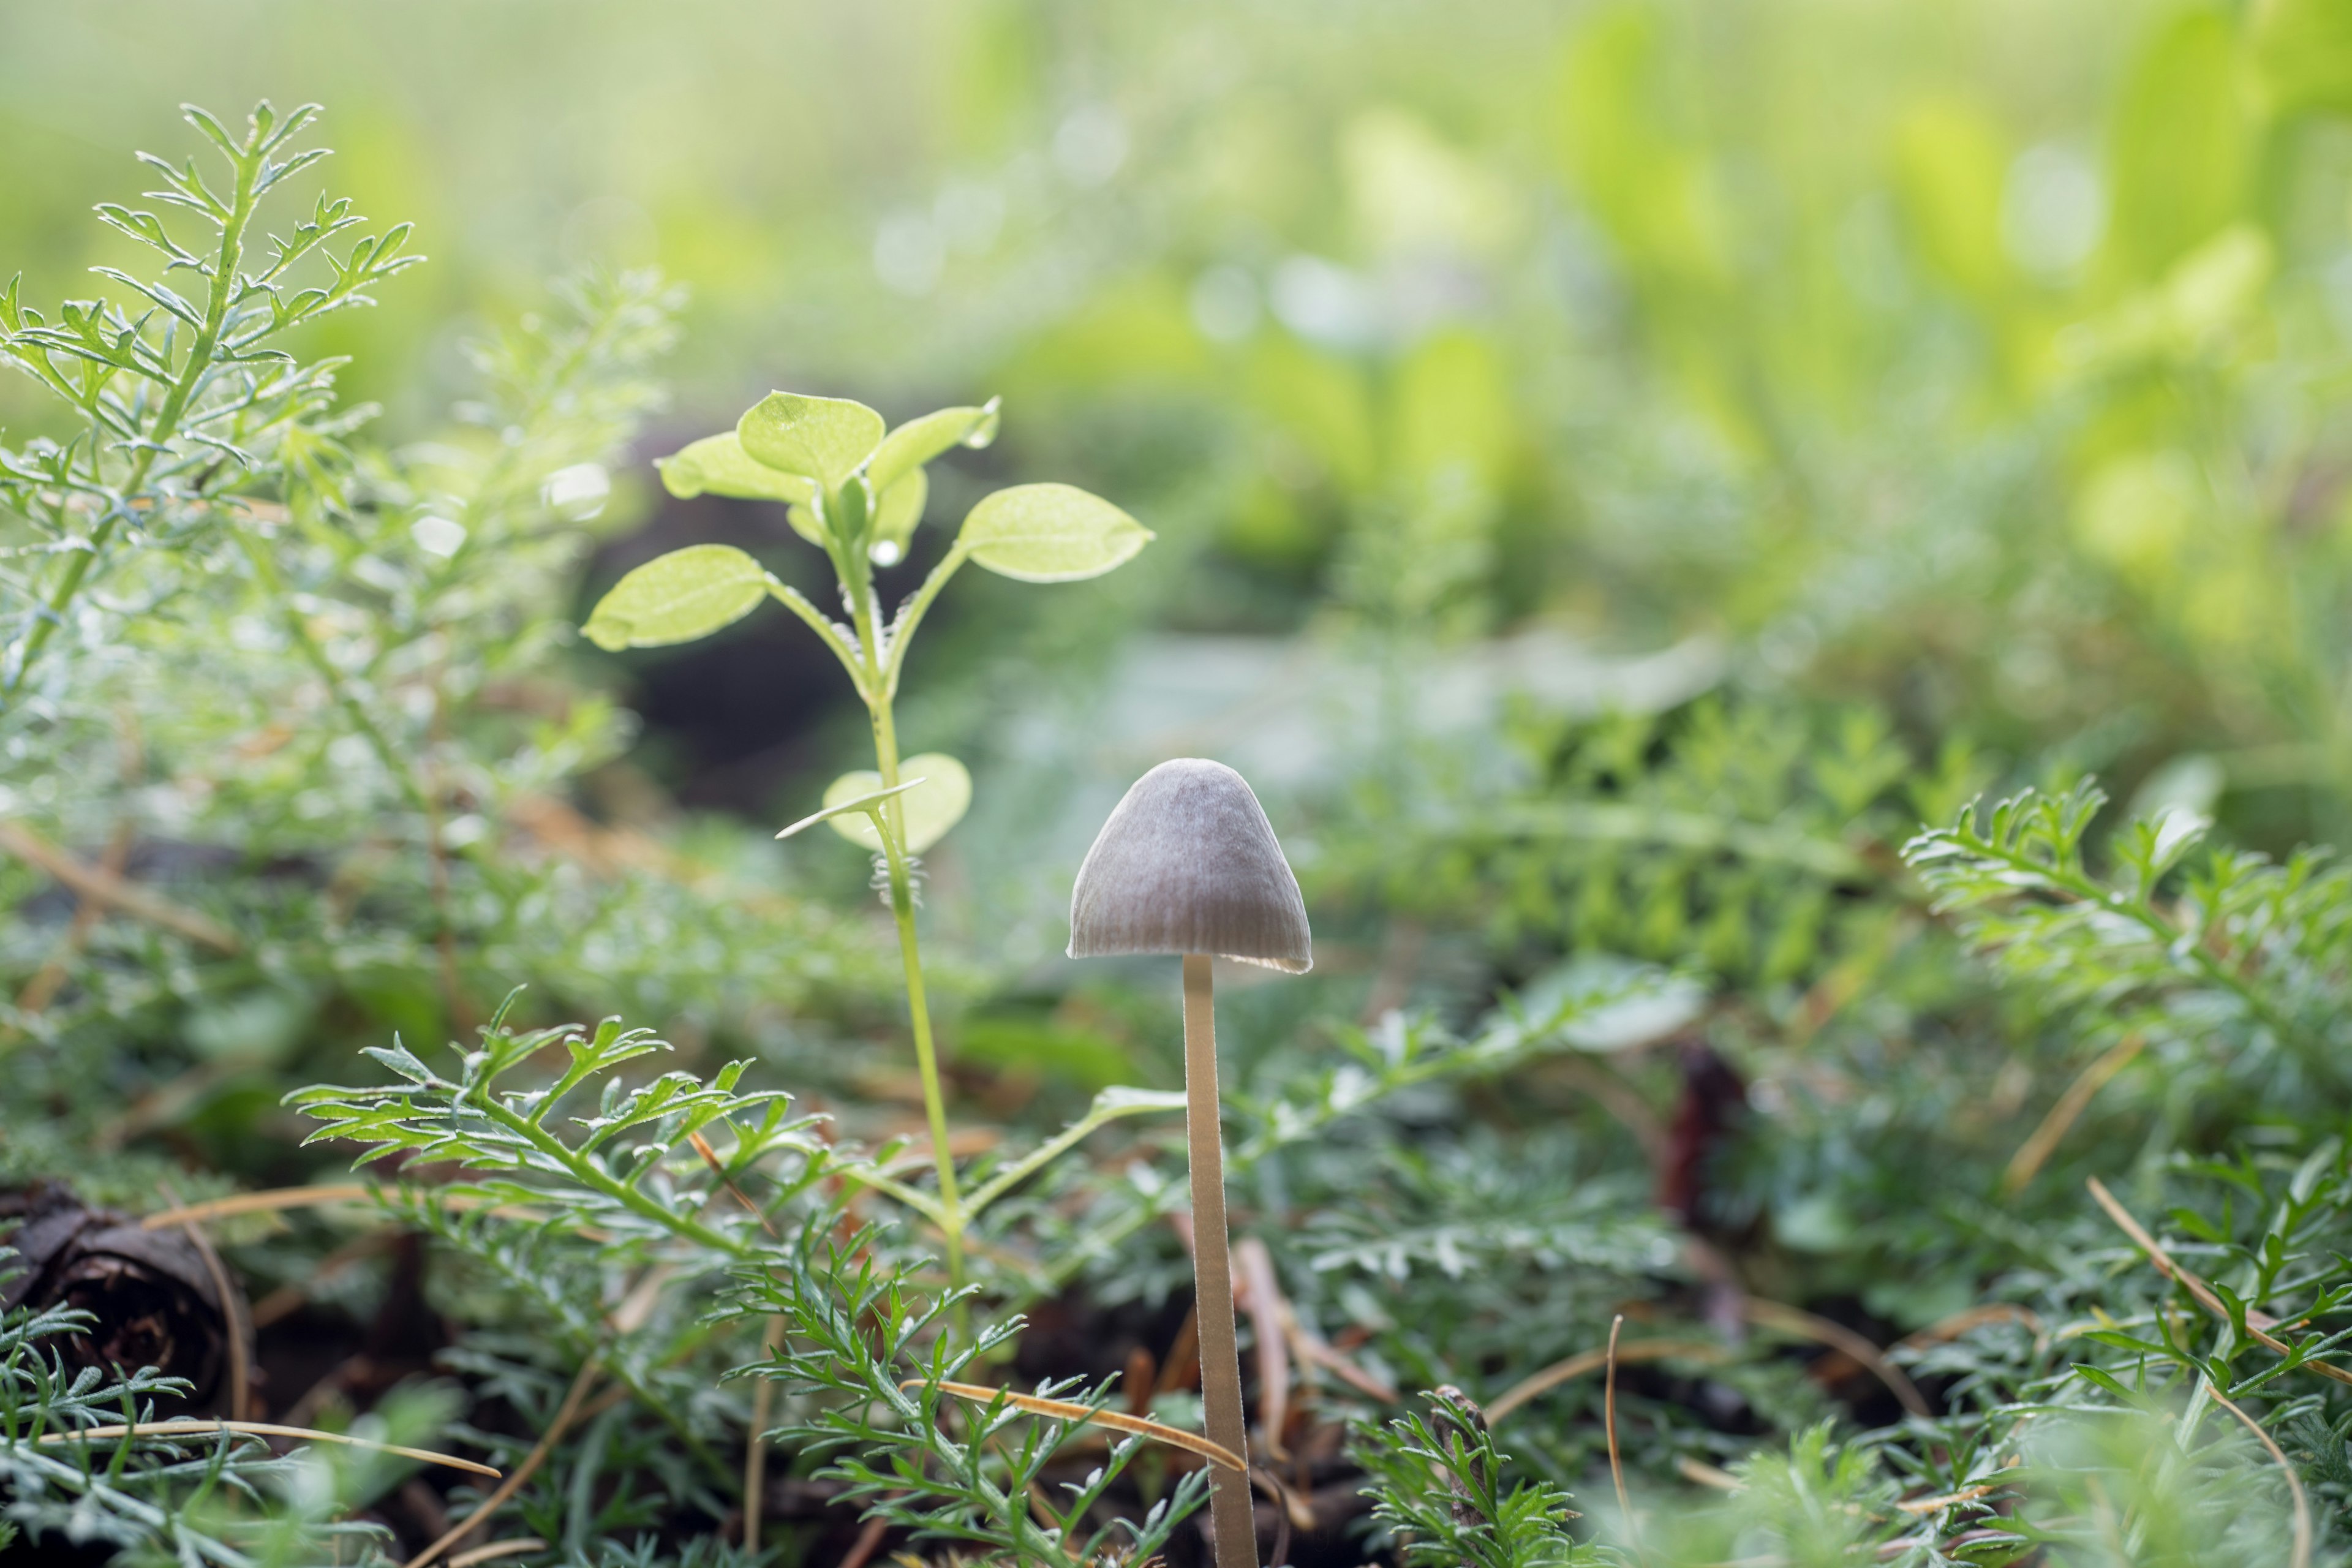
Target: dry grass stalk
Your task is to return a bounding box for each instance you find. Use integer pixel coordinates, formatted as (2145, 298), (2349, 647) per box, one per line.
(39, 1420), (497, 1477)
(687, 1129), (780, 1236)
(1743, 1298), (1931, 1418)
(0, 820), (239, 952)
(911, 1379), (1246, 1472)
(2002, 1034), (2144, 1196)
(2207, 1379), (2310, 1568)
(249, 1232), (395, 1330)
(1604, 1315), (1642, 1563)
(743, 1314), (784, 1554)
(156, 1179), (251, 1422)
(1276, 1303), (1398, 1404)
(404, 1357), (601, 1568)
(1675, 1454), (1741, 1491)
(1487, 1298), (1928, 1431)
(837, 1513), (892, 1568)
(1487, 1340), (1729, 1425)
(1154, 1303), (1202, 1395)
(2087, 1177), (2352, 1387)
(1894, 1481), (2001, 1515)
(140, 1184), (606, 1240)
(445, 1543), (548, 1568)
(17, 819), (134, 1014)
(1234, 1238), (1292, 1460)
(1894, 1302), (2044, 1352)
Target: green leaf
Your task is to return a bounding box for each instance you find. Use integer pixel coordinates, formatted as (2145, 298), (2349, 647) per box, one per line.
(2103, 10), (2251, 281)
(956, 483), (1153, 583)
(867, 400), (1001, 497)
(871, 468), (929, 562)
(960, 1084), (1191, 1216)
(774, 777), (927, 842)
(655, 432), (817, 508)
(2256, 0), (2352, 116)
(2071, 1363), (2144, 1403)
(582, 545), (771, 650)
(737, 391), (885, 489)
(821, 752), (972, 853)
(782, 503), (830, 548)
(1091, 1085), (1191, 1115)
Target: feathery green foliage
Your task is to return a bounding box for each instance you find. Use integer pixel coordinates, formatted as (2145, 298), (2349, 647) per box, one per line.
(1357, 1389), (1610, 1568)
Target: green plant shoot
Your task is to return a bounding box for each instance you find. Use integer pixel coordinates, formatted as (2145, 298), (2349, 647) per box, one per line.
(584, 391), (1152, 1282)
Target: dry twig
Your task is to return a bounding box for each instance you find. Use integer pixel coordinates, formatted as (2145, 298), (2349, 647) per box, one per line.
(0, 820), (239, 952)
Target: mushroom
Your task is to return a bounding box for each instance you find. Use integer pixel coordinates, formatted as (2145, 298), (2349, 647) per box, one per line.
(1068, 758), (1310, 1568)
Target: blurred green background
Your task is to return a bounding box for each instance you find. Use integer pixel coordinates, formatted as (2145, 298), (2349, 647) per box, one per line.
(9, 0), (2352, 859)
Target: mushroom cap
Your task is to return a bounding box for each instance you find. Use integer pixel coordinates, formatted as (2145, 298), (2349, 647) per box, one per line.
(1068, 758), (1312, 973)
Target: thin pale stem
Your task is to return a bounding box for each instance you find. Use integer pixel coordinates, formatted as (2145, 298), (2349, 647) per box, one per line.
(871, 696), (965, 1287)
(840, 495), (964, 1286)
(233, 526), (432, 813)
(765, 578), (868, 696)
(743, 1316), (783, 1553)
(405, 1357), (601, 1568)
(880, 544), (968, 699)
(1183, 954), (1257, 1568)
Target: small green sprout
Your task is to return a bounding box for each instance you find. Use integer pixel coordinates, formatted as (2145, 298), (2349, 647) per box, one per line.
(584, 390), (1153, 1283)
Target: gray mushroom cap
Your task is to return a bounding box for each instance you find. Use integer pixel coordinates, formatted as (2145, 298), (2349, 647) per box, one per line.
(1068, 758), (1313, 973)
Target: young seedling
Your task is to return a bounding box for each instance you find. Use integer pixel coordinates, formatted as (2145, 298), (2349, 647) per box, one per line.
(1066, 758), (1313, 1568)
(584, 391), (1152, 1282)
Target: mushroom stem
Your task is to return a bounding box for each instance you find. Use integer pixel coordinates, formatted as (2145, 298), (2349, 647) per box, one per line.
(1182, 953), (1259, 1568)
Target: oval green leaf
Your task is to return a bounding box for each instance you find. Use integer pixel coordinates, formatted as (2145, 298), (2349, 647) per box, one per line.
(871, 469), (929, 560)
(867, 400), (1001, 497)
(783, 503), (829, 548)
(582, 545), (771, 650)
(957, 483), (1153, 583)
(655, 432), (817, 508)
(821, 752), (972, 853)
(737, 391), (885, 489)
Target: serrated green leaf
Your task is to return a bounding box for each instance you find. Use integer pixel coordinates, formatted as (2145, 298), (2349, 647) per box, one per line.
(868, 401), (1001, 497)
(738, 391), (885, 489)
(823, 753), (972, 853)
(956, 483), (1152, 583)
(656, 432), (818, 508)
(583, 545), (771, 650)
